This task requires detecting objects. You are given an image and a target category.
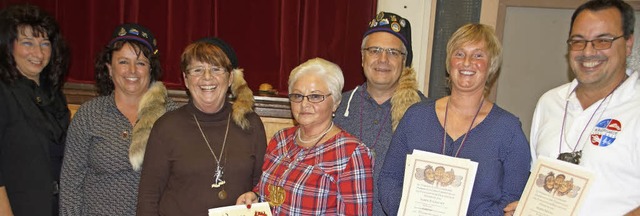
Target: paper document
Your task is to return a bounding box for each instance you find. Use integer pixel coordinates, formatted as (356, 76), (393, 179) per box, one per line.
(398, 150), (478, 216)
(514, 156), (595, 216)
(208, 202), (272, 216)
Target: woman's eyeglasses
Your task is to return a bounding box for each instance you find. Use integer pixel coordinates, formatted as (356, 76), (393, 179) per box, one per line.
(288, 93), (332, 103)
(186, 66), (226, 77)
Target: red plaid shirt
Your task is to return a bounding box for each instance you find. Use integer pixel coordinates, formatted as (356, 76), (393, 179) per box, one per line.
(254, 126), (373, 215)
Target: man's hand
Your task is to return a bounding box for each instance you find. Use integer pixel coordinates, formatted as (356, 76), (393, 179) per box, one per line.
(625, 206), (640, 216)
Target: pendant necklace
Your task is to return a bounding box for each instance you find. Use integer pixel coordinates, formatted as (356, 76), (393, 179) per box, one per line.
(267, 122), (333, 207)
(558, 79), (623, 165)
(358, 91), (390, 157)
(441, 97), (484, 157)
(193, 113), (231, 200)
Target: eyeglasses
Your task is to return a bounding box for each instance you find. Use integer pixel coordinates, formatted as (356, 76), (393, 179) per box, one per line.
(566, 35), (624, 51)
(186, 66), (226, 77)
(362, 46), (406, 59)
(288, 93), (332, 103)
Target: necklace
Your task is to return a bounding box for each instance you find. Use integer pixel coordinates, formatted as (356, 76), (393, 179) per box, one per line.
(358, 90), (390, 157)
(297, 122), (334, 143)
(557, 79), (623, 165)
(441, 96), (484, 157)
(267, 123), (332, 207)
(193, 113), (231, 200)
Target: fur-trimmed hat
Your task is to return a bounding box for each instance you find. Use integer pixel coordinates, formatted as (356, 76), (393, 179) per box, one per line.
(196, 37), (255, 129)
(364, 11), (413, 67)
(197, 37), (238, 68)
(109, 23), (158, 55)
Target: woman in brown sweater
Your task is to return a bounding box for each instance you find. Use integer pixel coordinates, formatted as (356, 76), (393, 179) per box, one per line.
(136, 38), (266, 216)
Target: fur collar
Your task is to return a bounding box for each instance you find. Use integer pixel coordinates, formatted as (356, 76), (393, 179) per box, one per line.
(390, 67), (420, 131)
(129, 69), (254, 171)
(229, 68), (254, 130)
(129, 82), (169, 171)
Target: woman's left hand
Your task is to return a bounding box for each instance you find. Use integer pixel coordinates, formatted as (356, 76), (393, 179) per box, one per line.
(503, 201), (518, 216)
(236, 191), (258, 206)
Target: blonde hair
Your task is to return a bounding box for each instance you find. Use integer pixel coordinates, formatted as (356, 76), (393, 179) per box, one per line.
(445, 23), (503, 93)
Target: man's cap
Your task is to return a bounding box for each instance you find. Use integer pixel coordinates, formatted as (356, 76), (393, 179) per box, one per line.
(363, 11), (413, 67)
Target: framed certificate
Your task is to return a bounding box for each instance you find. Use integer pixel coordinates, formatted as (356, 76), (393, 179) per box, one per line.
(514, 157), (594, 216)
(398, 150), (478, 216)
(208, 202), (272, 216)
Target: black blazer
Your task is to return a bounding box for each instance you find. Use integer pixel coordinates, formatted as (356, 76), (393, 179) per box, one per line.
(0, 77), (69, 216)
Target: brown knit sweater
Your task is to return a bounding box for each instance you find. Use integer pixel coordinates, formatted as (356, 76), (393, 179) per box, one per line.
(136, 101), (266, 216)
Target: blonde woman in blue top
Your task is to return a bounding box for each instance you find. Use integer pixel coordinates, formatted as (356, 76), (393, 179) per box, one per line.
(379, 23), (531, 215)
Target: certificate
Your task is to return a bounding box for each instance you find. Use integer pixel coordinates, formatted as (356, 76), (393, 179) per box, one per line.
(398, 150), (478, 216)
(514, 156), (594, 216)
(208, 202), (272, 216)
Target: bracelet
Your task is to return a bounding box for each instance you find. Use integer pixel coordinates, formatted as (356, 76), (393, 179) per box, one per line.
(251, 191), (260, 199)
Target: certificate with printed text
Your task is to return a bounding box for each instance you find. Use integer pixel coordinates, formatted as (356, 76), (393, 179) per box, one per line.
(514, 156), (594, 216)
(208, 202), (272, 216)
(398, 150), (478, 216)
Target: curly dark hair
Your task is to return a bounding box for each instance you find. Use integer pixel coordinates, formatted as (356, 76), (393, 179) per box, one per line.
(0, 4), (69, 91)
(571, 0), (635, 39)
(94, 40), (162, 96)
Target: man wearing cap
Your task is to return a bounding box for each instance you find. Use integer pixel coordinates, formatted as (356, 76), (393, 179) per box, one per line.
(333, 11), (428, 215)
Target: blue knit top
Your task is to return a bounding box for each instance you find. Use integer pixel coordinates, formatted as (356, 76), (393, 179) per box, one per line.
(379, 100), (531, 215)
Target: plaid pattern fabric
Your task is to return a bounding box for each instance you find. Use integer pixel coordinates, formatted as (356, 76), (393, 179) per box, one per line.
(255, 126), (373, 215)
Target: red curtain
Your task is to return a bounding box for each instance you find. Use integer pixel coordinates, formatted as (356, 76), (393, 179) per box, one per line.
(1, 0), (377, 94)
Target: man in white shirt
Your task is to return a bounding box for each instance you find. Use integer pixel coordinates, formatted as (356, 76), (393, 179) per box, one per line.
(524, 0), (640, 215)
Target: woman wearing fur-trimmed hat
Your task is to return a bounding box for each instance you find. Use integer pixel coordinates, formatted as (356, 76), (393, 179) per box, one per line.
(136, 38), (267, 215)
(59, 23), (180, 215)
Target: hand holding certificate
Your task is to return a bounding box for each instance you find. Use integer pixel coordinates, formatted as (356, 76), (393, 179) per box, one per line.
(514, 157), (594, 216)
(398, 150), (478, 216)
(208, 202), (272, 216)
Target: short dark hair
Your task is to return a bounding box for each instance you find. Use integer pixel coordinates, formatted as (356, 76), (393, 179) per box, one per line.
(0, 4), (69, 91)
(570, 0), (635, 39)
(94, 40), (162, 96)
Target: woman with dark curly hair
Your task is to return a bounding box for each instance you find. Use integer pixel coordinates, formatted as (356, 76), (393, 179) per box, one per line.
(59, 23), (180, 215)
(0, 4), (70, 216)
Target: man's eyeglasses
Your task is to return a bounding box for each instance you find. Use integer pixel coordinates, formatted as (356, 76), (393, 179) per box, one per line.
(362, 46), (406, 59)
(567, 35), (624, 51)
(186, 66), (226, 77)
(288, 93), (332, 103)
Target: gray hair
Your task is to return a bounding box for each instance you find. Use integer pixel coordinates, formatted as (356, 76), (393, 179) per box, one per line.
(288, 58), (344, 107)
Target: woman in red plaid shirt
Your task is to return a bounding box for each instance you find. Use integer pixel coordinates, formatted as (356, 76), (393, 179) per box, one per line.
(237, 58), (374, 215)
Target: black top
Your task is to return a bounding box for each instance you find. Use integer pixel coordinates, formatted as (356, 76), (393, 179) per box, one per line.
(0, 76), (70, 216)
